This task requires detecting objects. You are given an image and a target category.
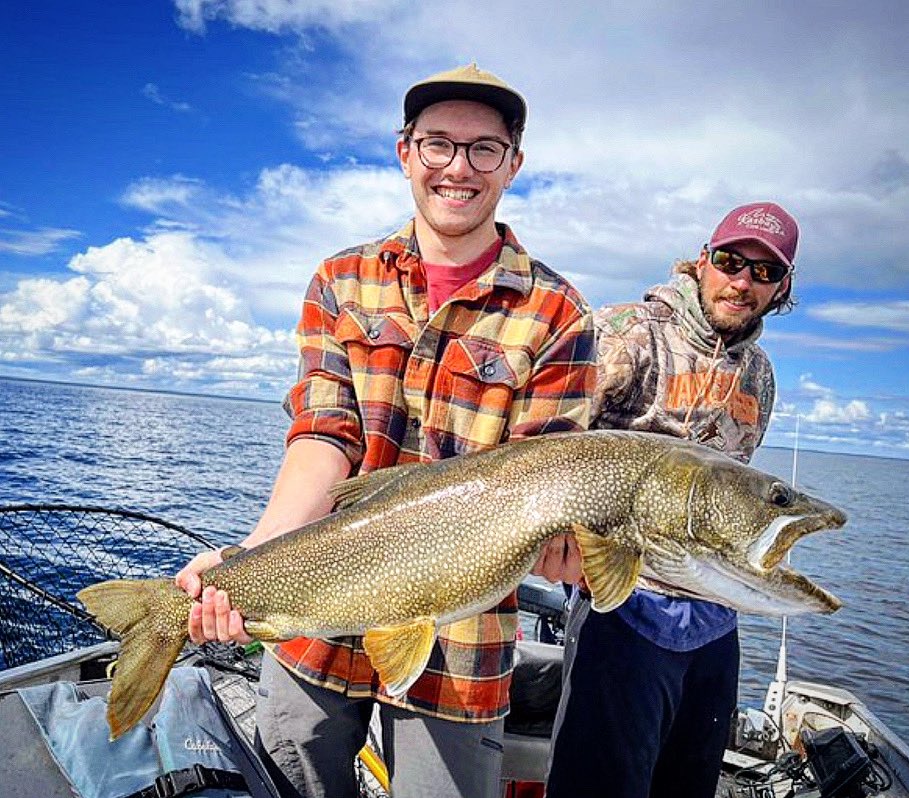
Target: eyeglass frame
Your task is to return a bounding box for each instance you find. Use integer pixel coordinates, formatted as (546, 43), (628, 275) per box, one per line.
(408, 135), (514, 173)
(706, 245), (792, 285)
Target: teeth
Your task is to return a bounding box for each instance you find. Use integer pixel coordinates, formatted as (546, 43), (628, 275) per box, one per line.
(436, 187), (476, 200)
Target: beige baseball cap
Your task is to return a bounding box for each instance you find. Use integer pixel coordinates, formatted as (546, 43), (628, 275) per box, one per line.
(403, 63), (527, 132)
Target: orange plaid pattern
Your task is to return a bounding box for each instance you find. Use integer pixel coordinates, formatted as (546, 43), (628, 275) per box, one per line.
(276, 220), (595, 721)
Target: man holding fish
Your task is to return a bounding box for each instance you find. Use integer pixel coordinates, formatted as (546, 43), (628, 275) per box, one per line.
(174, 64), (596, 797)
(546, 202), (803, 798)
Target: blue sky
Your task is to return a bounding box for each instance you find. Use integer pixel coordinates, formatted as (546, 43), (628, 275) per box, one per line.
(1, 0), (908, 458)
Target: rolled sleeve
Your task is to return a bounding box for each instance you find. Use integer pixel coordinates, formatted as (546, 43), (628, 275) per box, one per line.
(284, 270), (364, 467)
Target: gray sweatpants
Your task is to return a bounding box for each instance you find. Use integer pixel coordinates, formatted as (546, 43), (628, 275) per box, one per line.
(254, 653), (505, 798)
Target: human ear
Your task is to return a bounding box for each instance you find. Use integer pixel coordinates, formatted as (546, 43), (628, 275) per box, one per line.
(396, 138), (412, 178)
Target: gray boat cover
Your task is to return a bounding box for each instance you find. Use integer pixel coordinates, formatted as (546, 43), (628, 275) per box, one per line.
(17, 666), (249, 798)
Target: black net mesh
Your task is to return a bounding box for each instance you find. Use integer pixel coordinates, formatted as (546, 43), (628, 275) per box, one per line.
(0, 505), (214, 669)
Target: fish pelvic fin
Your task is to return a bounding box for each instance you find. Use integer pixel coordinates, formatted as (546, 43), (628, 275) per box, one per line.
(363, 617), (437, 698)
(572, 523), (642, 613)
(77, 578), (191, 740)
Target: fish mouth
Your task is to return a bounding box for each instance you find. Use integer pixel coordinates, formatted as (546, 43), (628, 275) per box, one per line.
(642, 507), (846, 616)
(640, 553), (842, 616)
(747, 507), (847, 570)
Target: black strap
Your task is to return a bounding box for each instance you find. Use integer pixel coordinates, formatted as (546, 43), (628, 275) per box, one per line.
(127, 764), (247, 798)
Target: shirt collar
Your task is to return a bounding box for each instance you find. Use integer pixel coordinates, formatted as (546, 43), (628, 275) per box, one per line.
(379, 220), (533, 298)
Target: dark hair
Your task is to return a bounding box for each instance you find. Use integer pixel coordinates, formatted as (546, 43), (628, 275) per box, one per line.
(673, 255), (797, 316)
(397, 111), (524, 153)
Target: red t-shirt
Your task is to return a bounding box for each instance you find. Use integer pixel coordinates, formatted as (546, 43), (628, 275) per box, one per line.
(423, 237), (504, 312)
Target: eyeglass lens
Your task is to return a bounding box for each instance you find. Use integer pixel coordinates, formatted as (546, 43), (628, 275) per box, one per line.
(415, 137), (509, 173)
(710, 248), (789, 284)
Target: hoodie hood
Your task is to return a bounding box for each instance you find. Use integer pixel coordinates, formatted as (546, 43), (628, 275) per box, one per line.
(645, 274), (764, 357)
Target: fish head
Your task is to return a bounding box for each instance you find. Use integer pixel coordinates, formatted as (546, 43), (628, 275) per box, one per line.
(635, 440), (847, 616)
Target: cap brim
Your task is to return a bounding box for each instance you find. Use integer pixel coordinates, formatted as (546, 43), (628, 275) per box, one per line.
(404, 82), (526, 130)
(710, 235), (794, 270)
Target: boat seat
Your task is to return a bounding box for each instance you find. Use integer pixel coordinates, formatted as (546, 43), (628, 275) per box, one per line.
(501, 640), (564, 783)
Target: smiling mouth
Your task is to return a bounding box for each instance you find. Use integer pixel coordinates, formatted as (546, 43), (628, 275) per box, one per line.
(435, 186), (478, 201)
(719, 294), (755, 311)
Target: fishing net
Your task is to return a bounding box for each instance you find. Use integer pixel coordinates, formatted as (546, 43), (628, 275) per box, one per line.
(0, 504), (214, 670)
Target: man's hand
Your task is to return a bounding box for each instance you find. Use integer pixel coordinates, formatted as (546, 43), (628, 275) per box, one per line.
(531, 533), (583, 584)
(175, 549), (252, 645)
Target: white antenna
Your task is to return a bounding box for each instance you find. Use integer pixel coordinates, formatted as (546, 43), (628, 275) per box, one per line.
(763, 415), (799, 731)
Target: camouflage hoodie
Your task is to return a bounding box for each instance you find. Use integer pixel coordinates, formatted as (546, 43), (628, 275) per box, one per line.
(591, 274), (778, 649)
(592, 274), (775, 463)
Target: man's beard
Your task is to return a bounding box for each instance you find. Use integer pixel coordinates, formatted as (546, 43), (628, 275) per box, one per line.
(699, 283), (760, 342)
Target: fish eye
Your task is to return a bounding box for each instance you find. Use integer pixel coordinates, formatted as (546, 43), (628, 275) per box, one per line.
(769, 482), (794, 507)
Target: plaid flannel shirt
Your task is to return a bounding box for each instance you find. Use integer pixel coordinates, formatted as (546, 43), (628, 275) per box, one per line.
(274, 220), (595, 722)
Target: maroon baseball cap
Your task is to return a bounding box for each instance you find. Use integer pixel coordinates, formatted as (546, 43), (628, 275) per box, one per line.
(709, 202), (799, 269)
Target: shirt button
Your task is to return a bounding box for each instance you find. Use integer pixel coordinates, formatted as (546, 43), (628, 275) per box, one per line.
(368, 329), (380, 340)
(481, 364), (495, 377)
(410, 418), (421, 429)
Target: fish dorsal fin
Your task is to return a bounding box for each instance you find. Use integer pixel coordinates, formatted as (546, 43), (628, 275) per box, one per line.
(329, 462), (426, 510)
(572, 523), (642, 613)
(363, 617), (437, 697)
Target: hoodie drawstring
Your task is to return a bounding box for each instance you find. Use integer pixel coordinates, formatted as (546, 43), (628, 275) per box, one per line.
(681, 337), (744, 437)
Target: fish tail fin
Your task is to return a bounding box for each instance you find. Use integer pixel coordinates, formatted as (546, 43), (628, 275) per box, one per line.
(77, 578), (191, 739)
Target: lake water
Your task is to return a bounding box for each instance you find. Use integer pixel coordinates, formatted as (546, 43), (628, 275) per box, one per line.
(1, 377), (907, 740)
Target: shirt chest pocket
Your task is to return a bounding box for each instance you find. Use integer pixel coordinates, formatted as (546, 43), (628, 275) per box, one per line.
(335, 308), (417, 386)
(431, 338), (532, 445)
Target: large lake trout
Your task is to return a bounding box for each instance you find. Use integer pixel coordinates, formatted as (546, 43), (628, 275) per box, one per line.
(78, 430), (846, 738)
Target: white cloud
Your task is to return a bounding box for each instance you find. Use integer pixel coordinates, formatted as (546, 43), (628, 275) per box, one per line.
(803, 398), (872, 425)
(0, 166), (414, 396)
(142, 83), (193, 113)
(809, 301), (909, 333)
(798, 374), (833, 398)
(174, 0), (399, 33)
(0, 227), (81, 256)
(121, 175), (206, 214)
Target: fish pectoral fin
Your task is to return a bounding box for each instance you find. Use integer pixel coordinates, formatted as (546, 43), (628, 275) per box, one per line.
(328, 463), (425, 510)
(572, 523), (642, 613)
(363, 617), (437, 698)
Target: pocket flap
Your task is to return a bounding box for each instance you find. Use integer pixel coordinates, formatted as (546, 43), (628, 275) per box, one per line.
(443, 339), (531, 387)
(335, 308), (417, 349)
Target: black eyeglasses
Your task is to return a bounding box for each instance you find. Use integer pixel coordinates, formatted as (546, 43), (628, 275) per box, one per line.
(707, 247), (791, 284)
(410, 136), (512, 173)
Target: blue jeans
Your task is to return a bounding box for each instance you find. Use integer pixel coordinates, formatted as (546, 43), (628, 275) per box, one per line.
(546, 598), (739, 798)
(254, 653), (505, 798)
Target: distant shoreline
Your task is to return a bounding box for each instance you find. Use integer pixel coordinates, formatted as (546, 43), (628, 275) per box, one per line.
(0, 374), (279, 407)
(3, 374), (906, 463)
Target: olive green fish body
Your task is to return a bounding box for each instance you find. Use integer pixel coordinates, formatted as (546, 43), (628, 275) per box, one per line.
(77, 430), (847, 739)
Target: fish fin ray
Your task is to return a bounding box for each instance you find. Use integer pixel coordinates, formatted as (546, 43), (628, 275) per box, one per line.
(77, 579), (190, 739)
(329, 463), (426, 510)
(363, 617), (437, 697)
(572, 523), (642, 613)
(244, 620), (284, 640)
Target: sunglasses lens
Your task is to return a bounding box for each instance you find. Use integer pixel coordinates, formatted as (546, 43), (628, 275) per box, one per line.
(710, 248), (788, 283)
(755, 262), (788, 283)
(710, 249), (744, 275)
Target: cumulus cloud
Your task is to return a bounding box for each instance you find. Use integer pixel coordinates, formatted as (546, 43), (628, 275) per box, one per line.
(803, 398), (872, 425)
(0, 165), (415, 396)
